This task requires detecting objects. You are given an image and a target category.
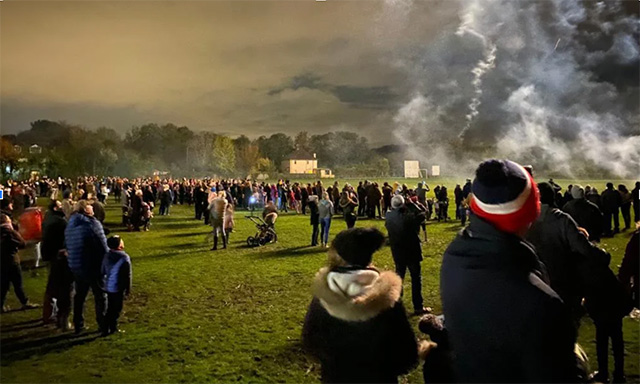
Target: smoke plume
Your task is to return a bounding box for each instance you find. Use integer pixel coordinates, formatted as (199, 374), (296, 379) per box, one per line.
(384, 0), (640, 178)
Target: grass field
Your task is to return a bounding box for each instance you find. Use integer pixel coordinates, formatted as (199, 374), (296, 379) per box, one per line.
(1, 179), (638, 383)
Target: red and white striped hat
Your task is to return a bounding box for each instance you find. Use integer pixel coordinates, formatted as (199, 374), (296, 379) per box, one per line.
(469, 159), (540, 234)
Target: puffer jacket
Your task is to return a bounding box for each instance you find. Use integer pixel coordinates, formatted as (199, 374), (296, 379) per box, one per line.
(65, 213), (108, 279)
(102, 249), (132, 294)
(302, 265), (419, 383)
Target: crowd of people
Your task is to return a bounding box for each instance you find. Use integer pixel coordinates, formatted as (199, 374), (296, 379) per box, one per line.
(302, 162), (639, 384)
(1, 168), (639, 382)
(1, 182), (132, 336)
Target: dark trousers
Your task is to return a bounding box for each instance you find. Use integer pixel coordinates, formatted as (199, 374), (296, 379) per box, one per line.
(1, 263), (28, 307)
(195, 201), (203, 219)
(634, 202), (639, 224)
(620, 203), (631, 229)
(603, 209), (620, 234)
(73, 276), (107, 331)
(311, 223), (319, 246)
(105, 291), (124, 333)
(394, 258), (424, 311)
(345, 212), (357, 229)
(595, 318), (624, 376)
(301, 200), (307, 215)
(357, 200), (366, 216)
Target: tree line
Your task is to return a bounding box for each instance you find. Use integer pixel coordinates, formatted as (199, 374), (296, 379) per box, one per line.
(0, 120), (393, 179)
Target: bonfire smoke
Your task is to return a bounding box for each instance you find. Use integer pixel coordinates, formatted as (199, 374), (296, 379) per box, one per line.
(384, 0), (640, 178)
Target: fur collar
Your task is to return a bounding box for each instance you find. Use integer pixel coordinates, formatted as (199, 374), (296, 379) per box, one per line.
(312, 266), (402, 322)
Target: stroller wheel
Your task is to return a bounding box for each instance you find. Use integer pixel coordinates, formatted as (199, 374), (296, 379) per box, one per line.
(247, 236), (255, 247)
(272, 233), (278, 243)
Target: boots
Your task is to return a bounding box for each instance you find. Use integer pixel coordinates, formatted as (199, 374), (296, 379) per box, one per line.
(211, 235), (218, 251)
(222, 233), (227, 249)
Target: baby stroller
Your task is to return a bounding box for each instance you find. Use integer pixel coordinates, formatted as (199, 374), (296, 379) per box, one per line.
(246, 215), (278, 247)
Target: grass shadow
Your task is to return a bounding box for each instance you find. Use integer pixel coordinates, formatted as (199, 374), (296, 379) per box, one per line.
(251, 245), (326, 259)
(1, 332), (101, 364)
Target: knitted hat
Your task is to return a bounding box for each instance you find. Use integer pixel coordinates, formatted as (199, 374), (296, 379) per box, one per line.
(571, 184), (584, 199)
(331, 227), (385, 268)
(470, 159), (540, 234)
(391, 195), (404, 209)
(537, 182), (556, 206)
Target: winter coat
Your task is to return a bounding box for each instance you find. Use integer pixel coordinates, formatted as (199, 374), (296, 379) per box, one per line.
(583, 255), (633, 323)
(562, 198), (603, 242)
(102, 249), (132, 294)
(41, 210), (67, 262)
(385, 207), (423, 263)
(526, 204), (610, 313)
(619, 230), (639, 308)
(318, 200), (334, 220)
(601, 188), (621, 213)
(1, 225), (25, 266)
(441, 215), (578, 383)
(208, 197), (227, 224)
(367, 187), (382, 208)
(309, 199), (320, 225)
(302, 266), (418, 383)
(65, 213), (109, 279)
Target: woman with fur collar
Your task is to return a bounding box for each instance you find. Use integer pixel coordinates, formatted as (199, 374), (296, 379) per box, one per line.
(302, 227), (421, 383)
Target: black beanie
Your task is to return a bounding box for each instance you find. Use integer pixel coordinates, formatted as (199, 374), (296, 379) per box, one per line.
(537, 182), (556, 206)
(331, 227), (385, 268)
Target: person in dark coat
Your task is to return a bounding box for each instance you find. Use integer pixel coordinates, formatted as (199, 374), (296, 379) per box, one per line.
(601, 182), (622, 236)
(356, 181), (366, 217)
(587, 186), (603, 211)
(159, 185), (173, 216)
(1, 214), (38, 312)
(441, 159), (578, 383)
(618, 184), (632, 231)
(130, 189), (144, 231)
(367, 183), (382, 219)
(631, 181), (640, 223)
(302, 227), (422, 383)
(65, 200), (109, 334)
(301, 184), (310, 215)
(41, 200), (70, 325)
(308, 195), (320, 246)
(382, 182), (393, 215)
(619, 228), (639, 310)
(562, 184), (603, 242)
(339, 185), (359, 229)
(527, 183), (610, 324)
(583, 251), (633, 384)
(385, 194), (429, 315)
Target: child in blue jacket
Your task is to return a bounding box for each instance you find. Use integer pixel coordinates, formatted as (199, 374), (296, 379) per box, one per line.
(102, 235), (132, 336)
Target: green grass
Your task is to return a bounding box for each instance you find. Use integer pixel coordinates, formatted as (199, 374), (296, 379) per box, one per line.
(1, 183), (638, 383)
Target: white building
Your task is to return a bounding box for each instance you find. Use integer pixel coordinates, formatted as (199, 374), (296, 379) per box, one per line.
(282, 150), (318, 174)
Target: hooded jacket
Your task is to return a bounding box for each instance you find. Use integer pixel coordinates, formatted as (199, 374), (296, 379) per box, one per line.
(102, 249), (132, 294)
(562, 198), (603, 242)
(41, 209), (67, 262)
(441, 215), (577, 383)
(302, 266), (418, 383)
(65, 213), (108, 279)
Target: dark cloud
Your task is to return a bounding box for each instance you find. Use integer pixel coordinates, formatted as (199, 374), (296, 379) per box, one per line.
(267, 73), (397, 109)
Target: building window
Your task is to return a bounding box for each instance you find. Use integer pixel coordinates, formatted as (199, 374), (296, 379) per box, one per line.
(294, 161), (297, 164)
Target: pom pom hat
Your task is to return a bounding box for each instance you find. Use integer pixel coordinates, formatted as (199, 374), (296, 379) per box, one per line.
(469, 159), (540, 234)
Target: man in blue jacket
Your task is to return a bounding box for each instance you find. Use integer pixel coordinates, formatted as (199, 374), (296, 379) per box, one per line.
(65, 200), (108, 334)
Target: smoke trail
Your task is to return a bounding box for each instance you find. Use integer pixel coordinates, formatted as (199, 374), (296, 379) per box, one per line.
(381, 0), (639, 178)
(455, 1), (497, 139)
